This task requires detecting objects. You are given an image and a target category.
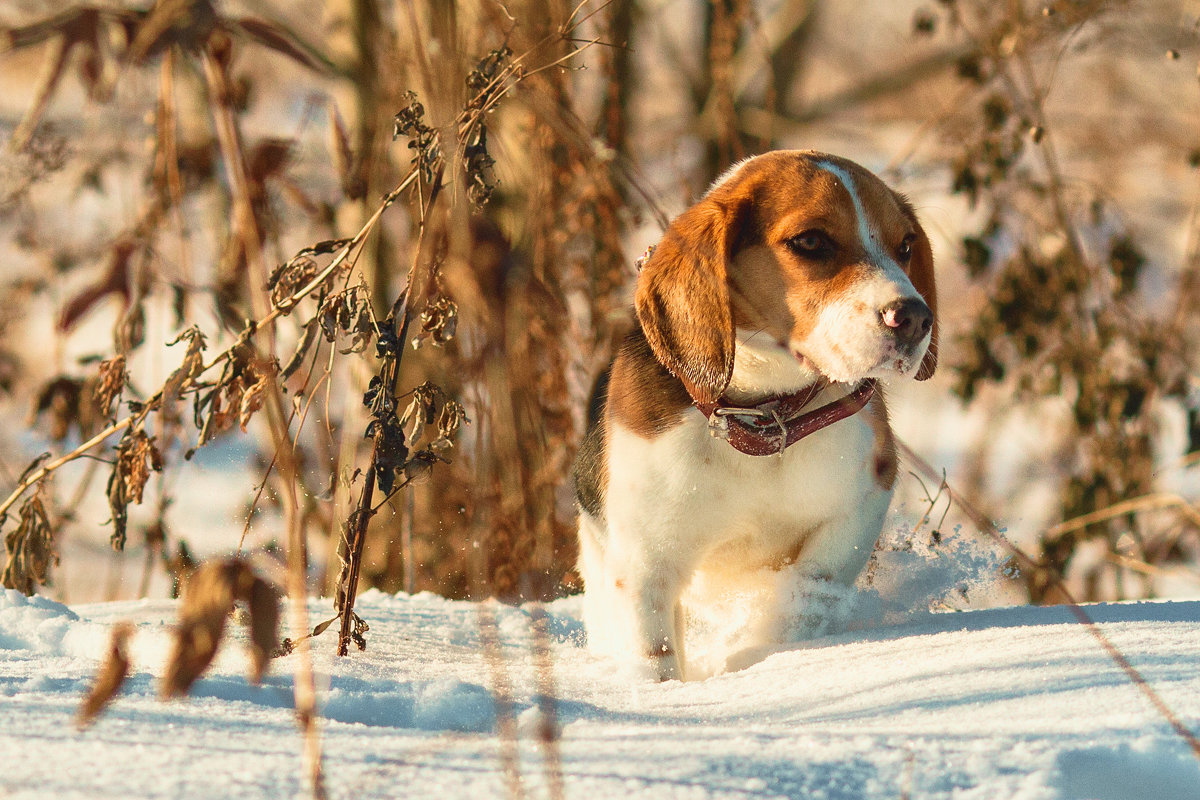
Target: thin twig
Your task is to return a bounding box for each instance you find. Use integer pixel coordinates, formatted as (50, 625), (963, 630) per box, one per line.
(1046, 492), (1200, 539)
(898, 437), (1200, 760)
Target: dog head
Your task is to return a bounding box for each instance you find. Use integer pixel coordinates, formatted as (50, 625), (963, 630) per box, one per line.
(635, 150), (938, 404)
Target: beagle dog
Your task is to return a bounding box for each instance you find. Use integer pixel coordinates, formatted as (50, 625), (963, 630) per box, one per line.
(573, 150), (937, 681)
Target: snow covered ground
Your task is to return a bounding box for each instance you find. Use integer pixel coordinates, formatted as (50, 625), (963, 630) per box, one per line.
(3, 583), (1200, 800)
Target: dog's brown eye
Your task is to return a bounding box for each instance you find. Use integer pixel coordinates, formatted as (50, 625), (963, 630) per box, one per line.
(898, 234), (916, 262)
(787, 230), (836, 259)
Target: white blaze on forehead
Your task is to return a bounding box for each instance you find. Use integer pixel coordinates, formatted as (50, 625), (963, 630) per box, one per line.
(814, 159), (919, 297)
(813, 159), (891, 266)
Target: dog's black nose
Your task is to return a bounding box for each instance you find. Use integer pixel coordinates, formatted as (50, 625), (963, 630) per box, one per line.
(880, 298), (932, 348)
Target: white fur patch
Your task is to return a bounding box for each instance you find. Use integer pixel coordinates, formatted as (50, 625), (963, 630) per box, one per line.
(580, 400), (891, 680)
(725, 328), (820, 403)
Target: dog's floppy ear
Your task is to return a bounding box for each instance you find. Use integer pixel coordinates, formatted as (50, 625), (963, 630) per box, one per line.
(909, 219), (938, 381)
(635, 197), (744, 404)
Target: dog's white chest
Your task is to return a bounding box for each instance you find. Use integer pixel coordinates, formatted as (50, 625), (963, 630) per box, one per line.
(604, 405), (887, 579)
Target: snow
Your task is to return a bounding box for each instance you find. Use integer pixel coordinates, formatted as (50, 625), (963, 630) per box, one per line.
(3, 583), (1200, 800)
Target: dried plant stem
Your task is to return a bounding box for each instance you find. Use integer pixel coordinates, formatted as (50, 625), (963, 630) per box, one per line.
(263, 373), (328, 800)
(478, 604), (523, 800)
(529, 603), (564, 800)
(0, 171), (417, 526)
(156, 50), (194, 305)
(899, 747), (916, 800)
(0, 416), (133, 522)
(1047, 492), (1200, 539)
(1005, 38), (1091, 280)
(336, 459), (376, 656)
(9, 34), (67, 150)
(334, 167), (440, 653)
(201, 47), (271, 323)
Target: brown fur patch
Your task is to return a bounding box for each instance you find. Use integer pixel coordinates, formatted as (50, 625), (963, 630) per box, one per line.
(606, 326), (694, 438)
(635, 197), (742, 404)
(864, 388), (898, 489)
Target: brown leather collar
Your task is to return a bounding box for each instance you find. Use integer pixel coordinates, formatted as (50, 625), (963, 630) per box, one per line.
(695, 379), (877, 457)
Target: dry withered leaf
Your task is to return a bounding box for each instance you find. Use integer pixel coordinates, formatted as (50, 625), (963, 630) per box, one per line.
(3, 6), (140, 148)
(399, 381), (441, 441)
(30, 375), (99, 442)
(436, 399), (467, 443)
(414, 295), (458, 348)
(195, 347), (277, 443)
(245, 577), (279, 682)
(77, 622), (133, 728)
(107, 429), (162, 552)
(230, 16), (331, 73)
(267, 255), (317, 308)
(328, 103), (362, 199)
(318, 286), (373, 354)
(106, 463), (129, 552)
(58, 238), (135, 332)
(117, 429), (162, 506)
(280, 318), (319, 379)
(403, 448), (446, 486)
(2, 492), (56, 595)
(274, 614), (337, 657)
(237, 359), (275, 432)
(162, 325), (207, 400)
(93, 355), (127, 418)
(161, 557), (279, 698)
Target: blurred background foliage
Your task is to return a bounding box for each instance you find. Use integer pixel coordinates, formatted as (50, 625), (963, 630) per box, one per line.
(1, 0), (1198, 608)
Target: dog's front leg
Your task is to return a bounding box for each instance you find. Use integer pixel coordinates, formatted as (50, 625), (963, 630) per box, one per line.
(622, 561), (687, 681)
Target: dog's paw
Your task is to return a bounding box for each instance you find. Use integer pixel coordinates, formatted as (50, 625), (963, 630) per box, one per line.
(645, 643), (682, 682)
